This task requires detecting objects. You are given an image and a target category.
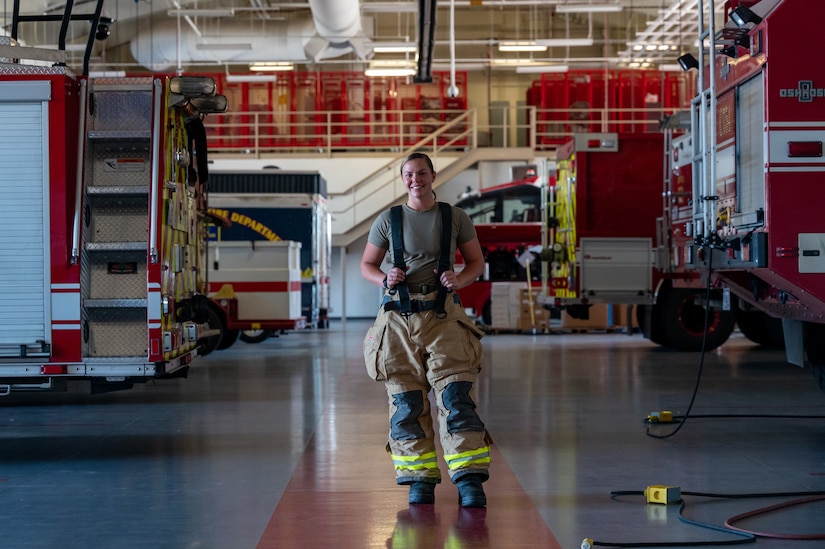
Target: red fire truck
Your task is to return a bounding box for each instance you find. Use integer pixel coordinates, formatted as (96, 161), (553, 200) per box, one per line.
(673, 0), (825, 389)
(455, 127), (773, 352)
(0, 3), (226, 393)
(459, 0), (825, 396)
(457, 133), (697, 340)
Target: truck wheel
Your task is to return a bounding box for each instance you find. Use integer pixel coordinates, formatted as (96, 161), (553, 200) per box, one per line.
(199, 307), (223, 356)
(637, 304), (666, 345)
(813, 364), (825, 396)
(735, 308), (784, 348)
(217, 328), (239, 350)
(659, 288), (735, 351)
(803, 322), (825, 397)
(240, 329), (270, 344)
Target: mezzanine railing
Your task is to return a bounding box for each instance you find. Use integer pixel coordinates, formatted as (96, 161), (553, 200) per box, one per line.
(203, 103), (681, 242)
(203, 104), (677, 158)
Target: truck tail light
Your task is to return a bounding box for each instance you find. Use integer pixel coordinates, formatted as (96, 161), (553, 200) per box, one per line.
(41, 365), (67, 375)
(787, 141), (823, 158)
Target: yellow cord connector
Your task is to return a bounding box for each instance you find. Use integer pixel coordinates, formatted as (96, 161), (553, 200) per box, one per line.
(644, 485), (681, 504)
(646, 410), (674, 423)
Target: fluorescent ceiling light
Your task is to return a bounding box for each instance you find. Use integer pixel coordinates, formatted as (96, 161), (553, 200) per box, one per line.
(365, 59), (416, 76)
(371, 42), (417, 53)
(167, 9), (235, 17)
(365, 68), (417, 77)
(225, 74), (278, 83)
(515, 65), (569, 74)
(431, 62), (488, 71)
(555, 4), (622, 13)
(249, 62), (294, 72)
(535, 38), (594, 47)
(498, 41), (548, 52)
(658, 64), (685, 72)
(490, 59), (531, 66)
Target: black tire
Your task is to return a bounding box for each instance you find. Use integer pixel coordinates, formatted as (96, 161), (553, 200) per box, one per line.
(240, 329), (271, 344)
(813, 364), (825, 395)
(198, 307), (223, 356)
(659, 288), (735, 351)
(804, 322), (825, 397)
(216, 328), (240, 350)
(637, 304), (666, 345)
(735, 308), (784, 348)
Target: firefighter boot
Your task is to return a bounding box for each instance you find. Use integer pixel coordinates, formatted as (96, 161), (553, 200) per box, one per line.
(456, 475), (486, 507)
(409, 481), (436, 504)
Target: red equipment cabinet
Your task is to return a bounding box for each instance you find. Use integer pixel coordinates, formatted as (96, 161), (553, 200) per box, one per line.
(209, 70), (467, 151)
(527, 69), (694, 149)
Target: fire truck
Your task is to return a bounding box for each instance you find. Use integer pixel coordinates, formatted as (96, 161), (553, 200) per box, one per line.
(456, 128), (767, 352)
(199, 170), (331, 352)
(457, 133), (688, 339)
(459, 0), (825, 396)
(0, 3), (226, 393)
(672, 0), (825, 390)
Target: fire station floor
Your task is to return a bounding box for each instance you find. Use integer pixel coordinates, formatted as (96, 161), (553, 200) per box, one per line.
(2, 321), (825, 549)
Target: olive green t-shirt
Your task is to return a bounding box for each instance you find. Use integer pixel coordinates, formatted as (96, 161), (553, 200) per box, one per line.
(367, 204), (477, 290)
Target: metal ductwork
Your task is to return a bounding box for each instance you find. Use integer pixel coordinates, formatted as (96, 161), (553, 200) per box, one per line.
(130, 0), (367, 70)
(415, 0), (436, 83)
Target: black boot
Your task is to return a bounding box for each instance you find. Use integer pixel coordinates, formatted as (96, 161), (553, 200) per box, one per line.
(409, 481), (436, 504)
(456, 475), (486, 507)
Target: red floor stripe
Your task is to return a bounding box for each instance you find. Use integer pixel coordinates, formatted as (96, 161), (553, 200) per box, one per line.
(257, 360), (562, 548)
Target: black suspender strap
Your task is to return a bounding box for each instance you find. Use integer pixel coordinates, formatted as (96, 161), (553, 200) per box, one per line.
(389, 205), (412, 316)
(434, 202), (453, 319)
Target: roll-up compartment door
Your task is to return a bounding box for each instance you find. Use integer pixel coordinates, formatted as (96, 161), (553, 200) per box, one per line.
(0, 81), (50, 356)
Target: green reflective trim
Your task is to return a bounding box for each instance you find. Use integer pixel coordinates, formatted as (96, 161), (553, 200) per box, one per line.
(444, 446), (491, 470)
(392, 451), (437, 463)
(392, 451), (438, 470)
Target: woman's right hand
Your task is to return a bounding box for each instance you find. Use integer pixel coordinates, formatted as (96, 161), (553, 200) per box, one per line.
(386, 266), (406, 289)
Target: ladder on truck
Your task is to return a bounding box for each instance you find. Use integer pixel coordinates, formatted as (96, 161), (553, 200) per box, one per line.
(79, 78), (158, 360)
(689, 0), (721, 248)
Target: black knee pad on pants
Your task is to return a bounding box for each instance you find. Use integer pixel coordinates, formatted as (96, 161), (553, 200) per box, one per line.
(391, 390), (426, 440)
(442, 381), (485, 433)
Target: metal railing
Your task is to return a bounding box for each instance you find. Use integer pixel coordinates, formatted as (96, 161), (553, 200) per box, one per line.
(203, 103), (679, 158)
(202, 103), (682, 241)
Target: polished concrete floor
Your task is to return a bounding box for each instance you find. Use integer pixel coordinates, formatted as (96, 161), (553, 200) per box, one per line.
(2, 320), (825, 548)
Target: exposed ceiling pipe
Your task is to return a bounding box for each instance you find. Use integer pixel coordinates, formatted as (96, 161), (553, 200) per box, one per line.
(130, 0), (367, 70)
(415, 0), (436, 83)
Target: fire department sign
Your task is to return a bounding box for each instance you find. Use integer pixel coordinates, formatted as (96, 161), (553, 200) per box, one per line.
(780, 80), (825, 102)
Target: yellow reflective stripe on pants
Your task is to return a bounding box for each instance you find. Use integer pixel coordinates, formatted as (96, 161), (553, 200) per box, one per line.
(444, 446), (491, 471)
(392, 451), (439, 471)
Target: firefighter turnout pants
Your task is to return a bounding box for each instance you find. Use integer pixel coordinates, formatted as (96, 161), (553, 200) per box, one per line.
(363, 291), (491, 485)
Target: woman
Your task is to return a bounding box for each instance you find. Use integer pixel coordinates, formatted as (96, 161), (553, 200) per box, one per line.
(361, 152), (491, 507)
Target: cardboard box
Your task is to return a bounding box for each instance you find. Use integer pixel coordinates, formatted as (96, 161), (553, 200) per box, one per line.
(561, 303), (610, 330)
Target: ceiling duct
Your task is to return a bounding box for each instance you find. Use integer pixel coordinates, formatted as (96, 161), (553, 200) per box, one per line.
(415, 0), (436, 83)
(130, 0), (368, 70)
